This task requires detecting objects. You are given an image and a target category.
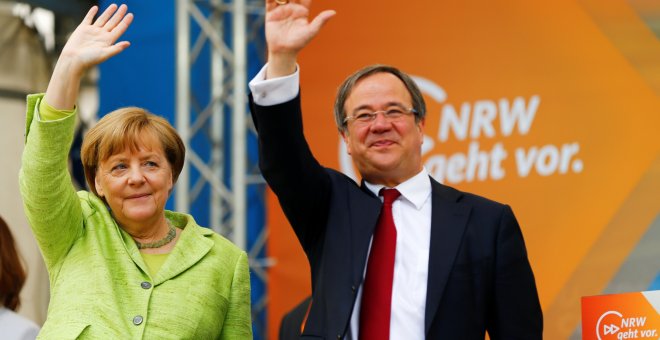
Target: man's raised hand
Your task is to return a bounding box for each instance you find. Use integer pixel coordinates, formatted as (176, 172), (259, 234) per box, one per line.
(265, 0), (335, 78)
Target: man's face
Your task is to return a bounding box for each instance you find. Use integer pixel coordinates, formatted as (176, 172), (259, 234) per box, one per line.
(341, 72), (425, 187)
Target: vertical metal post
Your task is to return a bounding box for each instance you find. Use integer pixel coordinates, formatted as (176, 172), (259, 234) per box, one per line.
(232, 0), (247, 249)
(211, 0), (225, 234)
(175, 0), (190, 213)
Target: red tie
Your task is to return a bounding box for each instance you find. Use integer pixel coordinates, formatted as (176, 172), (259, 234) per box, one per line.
(359, 188), (401, 340)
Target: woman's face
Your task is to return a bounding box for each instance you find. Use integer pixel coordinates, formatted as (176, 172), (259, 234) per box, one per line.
(94, 133), (173, 227)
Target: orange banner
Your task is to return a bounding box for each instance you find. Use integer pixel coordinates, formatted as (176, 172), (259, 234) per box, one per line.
(582, 291), (660, 340)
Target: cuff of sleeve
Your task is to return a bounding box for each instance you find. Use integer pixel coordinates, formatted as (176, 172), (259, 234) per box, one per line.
(248, 63), (300, 106)
(39, 99), (76, 121)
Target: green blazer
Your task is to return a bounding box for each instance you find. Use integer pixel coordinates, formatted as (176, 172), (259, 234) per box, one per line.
(19, 94), (253, 339)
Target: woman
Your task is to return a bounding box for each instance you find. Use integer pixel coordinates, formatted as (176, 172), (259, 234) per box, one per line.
(19, 4), (252, 339)
(0, 216), (40, 340)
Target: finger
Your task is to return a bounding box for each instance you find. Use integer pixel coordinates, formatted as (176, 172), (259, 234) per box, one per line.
(94, 3), (118, 27)
(267, 0), (298, 11)
(105, 4), (128, 31)
(267, 3), (307, 22)
(266, 0), (277, 11)
(309, 9), (336, 34)
(110, 13), (134, 40)
(82, 6), (99, 25)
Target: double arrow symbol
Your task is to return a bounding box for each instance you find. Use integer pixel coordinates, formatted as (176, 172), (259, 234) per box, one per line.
(604, 324), (620, 335)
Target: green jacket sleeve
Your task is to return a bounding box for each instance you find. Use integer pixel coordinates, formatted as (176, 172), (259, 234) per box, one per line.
(219, 251), (253, 339)
(19, 93), (84, 279)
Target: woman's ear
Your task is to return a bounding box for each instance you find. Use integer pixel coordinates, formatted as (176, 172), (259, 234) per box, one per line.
(95, 174), (104, 197)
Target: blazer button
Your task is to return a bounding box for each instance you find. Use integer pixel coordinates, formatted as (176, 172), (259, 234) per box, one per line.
(141, 281), (152, 289)
(337, 334), (342, 339)
(351, 285), (356, 293)
(133, 315), (143, 325)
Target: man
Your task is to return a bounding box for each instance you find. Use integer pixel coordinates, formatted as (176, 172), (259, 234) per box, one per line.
(249, 0), (543, 339)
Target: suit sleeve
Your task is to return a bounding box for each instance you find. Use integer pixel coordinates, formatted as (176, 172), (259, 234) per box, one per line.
(19, 93), (84, 278)
(488, 205), (543, 339)
(249, 94), (332, 252)
(219, 251), (253, 339)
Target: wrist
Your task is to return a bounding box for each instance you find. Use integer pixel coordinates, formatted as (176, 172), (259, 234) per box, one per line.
(44, 59), (84, 110)
(266, 51), (298, 79)
(51, 57), (86, 82)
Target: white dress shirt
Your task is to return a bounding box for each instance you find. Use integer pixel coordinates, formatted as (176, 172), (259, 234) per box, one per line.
(249, 65), (433, 340)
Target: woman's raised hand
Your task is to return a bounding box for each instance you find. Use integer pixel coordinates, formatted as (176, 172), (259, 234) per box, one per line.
(45, 4), (133, 110)
(61, 4), (133, 73)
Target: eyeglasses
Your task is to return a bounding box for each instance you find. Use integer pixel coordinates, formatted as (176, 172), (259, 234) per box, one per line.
(343, 106), (417, 125)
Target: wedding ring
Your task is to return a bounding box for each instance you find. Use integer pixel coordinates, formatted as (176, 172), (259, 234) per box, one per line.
(275, 0), (288, 4)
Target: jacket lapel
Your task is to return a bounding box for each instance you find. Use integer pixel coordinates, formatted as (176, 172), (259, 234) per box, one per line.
(351, 184), (382, 291)
(111, 209), (213, 284)
(154, 212), (213, 285)
(118, 224), (151, 276)
(424, 178), (471, 334)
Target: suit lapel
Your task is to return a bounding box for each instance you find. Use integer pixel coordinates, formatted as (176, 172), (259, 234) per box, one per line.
(351, 183), (383, 287)
(424, 179), (471, 334)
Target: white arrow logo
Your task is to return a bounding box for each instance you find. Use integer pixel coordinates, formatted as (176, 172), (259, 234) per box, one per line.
(604, 324), (620, 335)
(597, 311), (623, 340)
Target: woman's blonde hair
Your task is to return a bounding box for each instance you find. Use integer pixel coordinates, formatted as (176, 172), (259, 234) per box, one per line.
(81, 107), (185, 198)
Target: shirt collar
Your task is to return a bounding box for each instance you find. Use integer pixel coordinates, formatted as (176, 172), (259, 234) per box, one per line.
(363, 168), (432, 210)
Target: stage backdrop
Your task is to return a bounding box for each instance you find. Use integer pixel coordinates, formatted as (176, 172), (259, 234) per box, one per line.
(265, 0), (660, 338)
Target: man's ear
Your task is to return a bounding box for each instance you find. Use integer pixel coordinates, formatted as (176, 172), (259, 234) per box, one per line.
(417, 117), (426, 132)
(340, 130), (352, 155)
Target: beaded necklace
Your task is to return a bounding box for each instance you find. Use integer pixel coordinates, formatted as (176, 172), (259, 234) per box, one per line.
(135, 220), (177, 249)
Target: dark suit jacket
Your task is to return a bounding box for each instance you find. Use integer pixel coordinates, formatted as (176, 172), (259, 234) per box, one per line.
(250, 94), (543, 339)
(279, 296), (312, 340)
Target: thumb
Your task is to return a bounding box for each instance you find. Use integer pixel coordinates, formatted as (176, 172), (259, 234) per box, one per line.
(308, 10), (336, 36)
(97, 41), (131, 64)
